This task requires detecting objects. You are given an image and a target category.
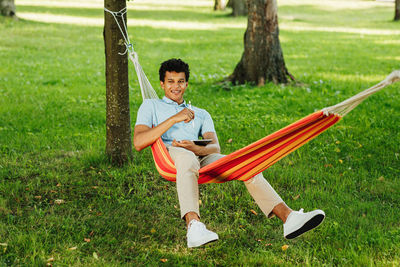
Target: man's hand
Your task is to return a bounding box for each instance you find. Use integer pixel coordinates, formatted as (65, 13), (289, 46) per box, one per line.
(172, 139), (200, 154)
(172, 132), (220, 156)
(172, 108), (195, 124)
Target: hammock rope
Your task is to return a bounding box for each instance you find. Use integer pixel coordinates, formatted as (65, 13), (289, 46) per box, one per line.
(105, 7), (159, 100)
(104, 7), (400, 184)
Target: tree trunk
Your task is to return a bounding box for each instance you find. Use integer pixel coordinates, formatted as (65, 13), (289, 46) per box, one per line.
(230, 0), (247, 16)
(0, 0), (16, 17)
(395, 0), (400, 21)
(214, 0), (226, 11)
(229, 0), (291, 85)
(104, 0), (132, 165)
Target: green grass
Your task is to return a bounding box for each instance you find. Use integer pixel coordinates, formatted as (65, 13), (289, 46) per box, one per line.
(1, 0), (400, 265)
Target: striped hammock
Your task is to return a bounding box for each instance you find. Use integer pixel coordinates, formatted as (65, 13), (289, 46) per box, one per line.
(103, 7), (400, 184)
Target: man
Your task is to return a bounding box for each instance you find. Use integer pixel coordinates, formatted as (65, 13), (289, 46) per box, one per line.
(134, 58), (325, 248)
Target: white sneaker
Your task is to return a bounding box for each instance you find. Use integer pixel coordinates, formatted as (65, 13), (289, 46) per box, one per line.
(283, 208), (325, 239)
(186, 220), (219, 248)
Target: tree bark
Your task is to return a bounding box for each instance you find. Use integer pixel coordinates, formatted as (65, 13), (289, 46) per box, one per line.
(230, 0), (247, 16)
(229, 0), (291, 85)
(0, 0), (16, 17)
(395, 0), (400, 21)
(214, 0), (226, 11)
(104, 0), (132, 165)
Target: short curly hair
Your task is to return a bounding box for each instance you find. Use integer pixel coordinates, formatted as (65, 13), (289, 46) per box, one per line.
(159, 58), (190, 82)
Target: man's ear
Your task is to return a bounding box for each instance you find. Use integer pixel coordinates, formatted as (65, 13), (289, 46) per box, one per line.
(160, 81), (164, 88)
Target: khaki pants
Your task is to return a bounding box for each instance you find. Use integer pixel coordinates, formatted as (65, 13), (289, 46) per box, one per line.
(167, 146), (283, 219)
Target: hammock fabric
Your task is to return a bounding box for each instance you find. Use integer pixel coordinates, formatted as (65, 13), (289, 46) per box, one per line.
(152, 111), (341, 184)
(104, 7), (400, 184)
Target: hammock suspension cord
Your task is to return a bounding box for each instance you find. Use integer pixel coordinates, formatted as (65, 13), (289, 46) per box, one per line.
(104, 7), (159, 99)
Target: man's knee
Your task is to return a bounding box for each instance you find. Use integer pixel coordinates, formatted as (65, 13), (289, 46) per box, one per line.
(170, 147), (200, 171)
(243, 172), (264, 185)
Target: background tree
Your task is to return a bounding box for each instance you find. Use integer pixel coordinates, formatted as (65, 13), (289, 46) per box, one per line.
(229, 0), (292, 85)
(0, 0), (16, 17)
(228, 0), (248, 16)
(395, 0), (400, 21)
(104, 0), (132, 165)
(214, 0), (226, 11)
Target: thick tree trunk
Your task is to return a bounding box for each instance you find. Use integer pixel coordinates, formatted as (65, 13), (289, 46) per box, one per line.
(395, 0), (400, 21)
(0, 0), (16, 17)
(230, 0), (247, 16)
(214, 0), (226, 11)
(104, 0), (132, 165)
(229, 0), (291, 85)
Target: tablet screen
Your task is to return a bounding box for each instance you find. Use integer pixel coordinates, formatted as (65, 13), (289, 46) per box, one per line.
(193, 139), (213, 146)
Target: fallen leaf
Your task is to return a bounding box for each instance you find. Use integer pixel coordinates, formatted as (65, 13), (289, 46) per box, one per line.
(198, 199), (202, 205)
(92, 186), (98, 189)
(250, 209), (258, 215)
(160, 259), (168, 263)
(310, 179), (316, 184)
(335, 141), (341, 144)
(50, 190), (57, 193)
(34, 196), (42, 200)
(84, 238), (91, 243)
(378, 176), (384, 181)
(46, 263), (52, 267)
(93, 252), (99, 260)
(0, 243), (7, 246)
(256, 239), (262, 242)
(89, 231), (94, 236)
(265, 243), (272, 247)
(292, 194), (300, 200)
(281, 244), (289, 251)
(335, 148), (341, 153)
(68, 246), (77, 251)
(227, 138), (233, 143)
(56, 183), (61, 187)
(324, 164), (333, 168)
(54, 199), (65, 205)
(47, 257), (54, 262)
(338, 159), (343, 164)
(127, 223), (134, 227)
(150, 228), (156, 234)
(173, 205), (178, 209)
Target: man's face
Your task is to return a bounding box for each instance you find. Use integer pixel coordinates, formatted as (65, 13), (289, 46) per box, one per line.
(160, 71), (188, 104)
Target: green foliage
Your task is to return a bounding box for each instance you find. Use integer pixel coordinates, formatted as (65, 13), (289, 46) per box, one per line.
(0, 0), (399, 265)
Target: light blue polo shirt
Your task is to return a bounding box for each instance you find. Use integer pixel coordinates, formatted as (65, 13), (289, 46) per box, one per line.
(135, 96), (216, 145)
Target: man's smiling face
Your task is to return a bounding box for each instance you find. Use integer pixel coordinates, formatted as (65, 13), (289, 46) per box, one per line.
(160, 71), (188, 104)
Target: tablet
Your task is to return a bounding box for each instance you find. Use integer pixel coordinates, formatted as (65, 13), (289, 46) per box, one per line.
(193, 139), (213, 146)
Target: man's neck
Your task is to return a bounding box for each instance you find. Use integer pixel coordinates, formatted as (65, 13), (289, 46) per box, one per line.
(165, 96), (184, 105)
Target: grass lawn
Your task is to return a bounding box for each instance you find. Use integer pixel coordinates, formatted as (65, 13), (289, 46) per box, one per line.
(1, 0), (399, 265)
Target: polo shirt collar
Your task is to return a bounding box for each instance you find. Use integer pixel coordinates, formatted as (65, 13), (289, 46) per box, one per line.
(162, 96), (187, 107)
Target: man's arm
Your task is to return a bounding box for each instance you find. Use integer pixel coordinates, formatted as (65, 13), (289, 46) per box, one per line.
(133, 108), (194, 151)
(171, 131), (220, 156)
